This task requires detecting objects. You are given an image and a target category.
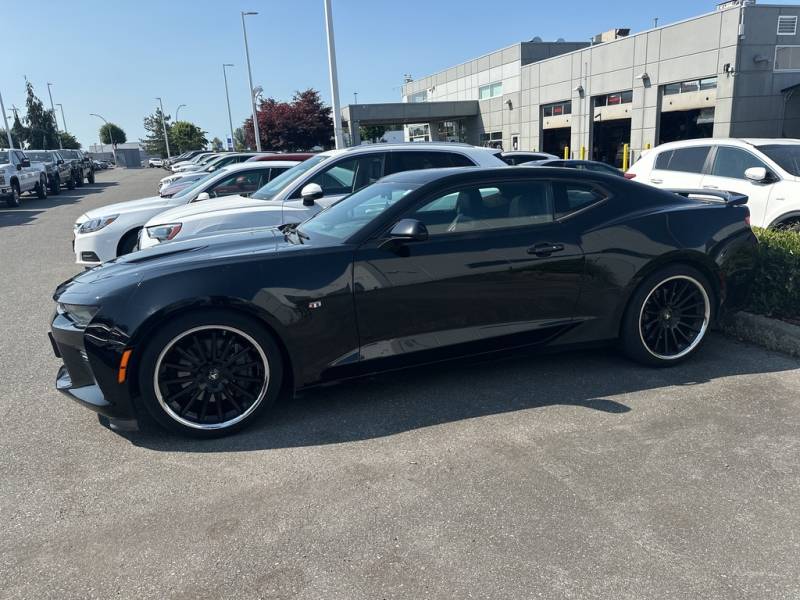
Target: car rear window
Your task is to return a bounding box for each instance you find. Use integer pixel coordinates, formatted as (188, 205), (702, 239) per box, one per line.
(654, 146), (710, 173)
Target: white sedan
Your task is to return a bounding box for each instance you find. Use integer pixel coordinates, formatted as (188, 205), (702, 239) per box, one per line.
(138, 143), (507, 250)
(72, 161), (298, 266)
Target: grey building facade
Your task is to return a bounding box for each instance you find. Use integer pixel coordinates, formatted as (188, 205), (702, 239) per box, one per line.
(343, 1), (800, 167)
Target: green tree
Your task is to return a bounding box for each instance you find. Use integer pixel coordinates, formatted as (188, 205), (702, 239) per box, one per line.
(23, 82), (59, 149)
(233, 127), (247, 151)
(59, 132), (81, 149)
(10, 114), (28, 148)
(141, 108), (171, 158)
(359, 124), (386, 143)
(99, 122), (126, 145)
(171, 121), (208, 153)
(211, 137), (223, 152)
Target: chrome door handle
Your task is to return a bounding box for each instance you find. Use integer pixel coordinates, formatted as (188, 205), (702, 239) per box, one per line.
(650, 178), (663, 184)
(528, 242), (565, 257)
(703, 185), (719, 189)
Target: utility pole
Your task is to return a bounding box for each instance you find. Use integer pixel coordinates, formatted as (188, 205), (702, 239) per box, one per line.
(47, 82), (63, 149)
(323, 0), (344, 148)
(0, 89), (13, 149)
(241, 11), (262, 151)
(56, 103), (68, 133)
(354, 91), (358, 104)
(223, 64), (236, 151)
(155, 97), (171, 159)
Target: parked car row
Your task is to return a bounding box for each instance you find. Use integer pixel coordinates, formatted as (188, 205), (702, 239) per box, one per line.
(1, 148), (95, 207)
(50, 139), (770, 438)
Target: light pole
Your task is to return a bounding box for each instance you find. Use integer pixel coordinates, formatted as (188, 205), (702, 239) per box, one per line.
(175, 104), (186, 121)
(155, 97), (172, 159)
(323, 0), (344, 148)
(223, 63), (236, 151)
(0, 89), (13, 149)
(241, 11), (262, 151)
(354, 91), (358, 104)
(47, 82), (63, 149)
(56, 103), (68, 133)
(90, 113), (114, 158)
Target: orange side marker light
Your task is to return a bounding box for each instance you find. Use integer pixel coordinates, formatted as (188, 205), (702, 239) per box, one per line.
(118, 349), (133, 383)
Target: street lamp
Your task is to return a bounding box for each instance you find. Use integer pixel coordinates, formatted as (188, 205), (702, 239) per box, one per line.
(56, 103), (68, 133)
(0, 89), (13, 149)
(323, 0), (344, 148)
(175, 104), (186, 121)
(46, 82), (63, 149)
(90, 113), (115, 157)
(241, 11), (262, 151)
(155, 97), (172, 159)
(223, 63), (236, 151)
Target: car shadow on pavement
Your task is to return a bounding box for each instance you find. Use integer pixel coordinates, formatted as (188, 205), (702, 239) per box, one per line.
(124, 334), (799, 453)
(0, 182), (118, 228)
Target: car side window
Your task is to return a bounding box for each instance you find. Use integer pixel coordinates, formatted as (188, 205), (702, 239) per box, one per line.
(409, 180), (554, 235)
(391, 151), (454, 173)
(553, 182), (608, 219)
(267, 167), (288, 183)
(710, 147), (769, 180)
(654, 147), (710, 173)
(208, 171), (264, 197)
(292, 154), (385, 198)
(449, 153), (476, 167)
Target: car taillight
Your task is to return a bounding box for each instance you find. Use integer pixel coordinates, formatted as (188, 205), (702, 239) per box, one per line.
(624, 172), (636, 179)
(745, 215), (751, 227)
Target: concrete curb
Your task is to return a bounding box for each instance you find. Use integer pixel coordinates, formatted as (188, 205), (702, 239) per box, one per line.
(720, 311), (800, 358)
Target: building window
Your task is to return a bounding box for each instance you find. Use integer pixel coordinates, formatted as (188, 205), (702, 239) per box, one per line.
(775, 46), (800, 71)
(542, 101), (572, 117)
(479, 82), (503, 100)
(410, 91), (428, 103)
(663, 77), (717, 96)
(594, 90), (632, 107)
(778, 15), (798, 36)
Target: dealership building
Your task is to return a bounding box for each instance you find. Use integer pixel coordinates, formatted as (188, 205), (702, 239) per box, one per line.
(342, 0), (800, 166)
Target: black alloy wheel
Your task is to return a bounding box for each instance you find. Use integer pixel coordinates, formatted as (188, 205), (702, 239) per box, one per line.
(138, 311), (283, 436)
(622, 266), (713, 366)
(36, 176), (48, 199)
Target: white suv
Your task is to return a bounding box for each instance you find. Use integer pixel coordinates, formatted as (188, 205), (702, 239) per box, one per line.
(138, 143), (507, 250)
(72, 161), (299, 266)
(627, 138), (800, 229)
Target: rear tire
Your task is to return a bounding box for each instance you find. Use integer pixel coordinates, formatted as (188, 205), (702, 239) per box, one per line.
(51, 176), (61, 195)
(6, 182), (21, 207)
(36, 176), (47, 199)
(117, 228), (141, 257)
(621, 265), (714, 367)
(76, 172), (84, 187)
(136, 310), (284, 437)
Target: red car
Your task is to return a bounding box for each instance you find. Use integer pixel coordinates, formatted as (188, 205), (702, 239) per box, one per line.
(245, 152), (315, 163)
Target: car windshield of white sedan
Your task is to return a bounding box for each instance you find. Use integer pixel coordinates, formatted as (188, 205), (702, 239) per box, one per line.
(757, 144), (800, 177)
(250, 155), (328, 200)
(297, 182), (418, 242)
(172, 172), (219, 198)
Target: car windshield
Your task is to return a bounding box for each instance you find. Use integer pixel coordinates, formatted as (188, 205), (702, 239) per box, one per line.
(26, 152), (52, 162)
(172, 172), (219, 198)
(250, 154), (328, 200)
(757, 144), (800, 177)
(296, 182), (418, 244)
(60, 150), (78, 159)
(0, 154), (8, 165)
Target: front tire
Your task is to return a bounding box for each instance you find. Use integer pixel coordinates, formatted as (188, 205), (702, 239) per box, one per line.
(87, 170), (95, 184)
(117, 228), (141, 257)
(621, 265), (714, 367)
(76, 171), (84, 187)
(137, 310), (284, 437)
(6, 182), (21, 207)
(36, 176), (48, 199)
(66, 173), (76, 190)
(51, 175), (61, 195)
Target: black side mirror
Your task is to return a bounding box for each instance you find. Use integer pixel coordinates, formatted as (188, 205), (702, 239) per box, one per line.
(57, 159), (64, 165)
(380, 219), (429, 249)
(21, 158), (30, 168)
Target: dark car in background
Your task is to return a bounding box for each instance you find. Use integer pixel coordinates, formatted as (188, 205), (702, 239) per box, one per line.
(500, 151), (559, 165)
(25, 150), (74, 195)
(58, 149), (95, 185)
(50, 166), (757, 438)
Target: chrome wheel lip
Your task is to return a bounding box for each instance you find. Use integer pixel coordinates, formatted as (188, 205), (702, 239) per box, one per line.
(153, 325), (270, 431)
(638, 274), (710, 361)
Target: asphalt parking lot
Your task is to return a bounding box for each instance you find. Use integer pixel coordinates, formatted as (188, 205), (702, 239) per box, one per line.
(1, 168), (799, 599)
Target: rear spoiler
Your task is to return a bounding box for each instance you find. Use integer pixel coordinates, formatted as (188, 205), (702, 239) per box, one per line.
(667, 189), (749, 206)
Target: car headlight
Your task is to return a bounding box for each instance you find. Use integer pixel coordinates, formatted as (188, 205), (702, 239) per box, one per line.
(146, 223), (182, 242)
(78, 214), (118, 234)
(57, 303), (99, 328)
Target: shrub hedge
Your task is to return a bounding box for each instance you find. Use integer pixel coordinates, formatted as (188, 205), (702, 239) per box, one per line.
(746, 227), (800, 320)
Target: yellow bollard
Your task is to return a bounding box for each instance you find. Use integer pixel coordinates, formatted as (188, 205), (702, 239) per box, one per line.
(563, 146), (569, 159)
(580, 146), (586, 160)
(622, 143), (630, 171)
(645, 143), (651, 150)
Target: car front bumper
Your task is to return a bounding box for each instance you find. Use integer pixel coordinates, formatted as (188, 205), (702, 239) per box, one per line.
(50, 314), (139, 430)
(73, 226), (120, 266)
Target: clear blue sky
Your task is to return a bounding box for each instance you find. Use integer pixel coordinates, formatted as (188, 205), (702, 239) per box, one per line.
(2, 0), (795, 149)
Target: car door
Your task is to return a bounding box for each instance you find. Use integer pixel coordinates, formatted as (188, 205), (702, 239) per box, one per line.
(352, 177), (584, 365)
(15, 151), (34, 190)
(699, 145), (774, 227)
(647, 145), (711, 190)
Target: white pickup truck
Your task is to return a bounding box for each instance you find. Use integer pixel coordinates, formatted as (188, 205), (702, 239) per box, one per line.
(0, 149), (48, 207)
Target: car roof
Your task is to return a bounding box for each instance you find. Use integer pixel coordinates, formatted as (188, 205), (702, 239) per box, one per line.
(651, 138), (800, 152)
(219, 160), (300, 172)
(317, 142), (499, 159)
(382, 165), (616, 186)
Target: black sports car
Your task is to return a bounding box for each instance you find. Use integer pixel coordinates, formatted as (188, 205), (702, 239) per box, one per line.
(50, 167), (757, 437)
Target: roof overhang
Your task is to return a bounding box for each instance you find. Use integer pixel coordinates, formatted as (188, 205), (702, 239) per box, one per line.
(341, 101), (480, 126)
